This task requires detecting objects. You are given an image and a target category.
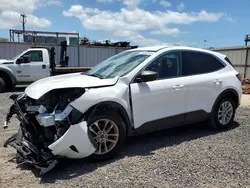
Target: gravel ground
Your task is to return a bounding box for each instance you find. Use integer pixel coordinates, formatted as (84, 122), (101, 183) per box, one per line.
(0, 89), (250, 188)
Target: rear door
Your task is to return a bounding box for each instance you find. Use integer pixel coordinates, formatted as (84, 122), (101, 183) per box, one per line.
(181, 51), (225, 122)
(15, 50), (48, 82)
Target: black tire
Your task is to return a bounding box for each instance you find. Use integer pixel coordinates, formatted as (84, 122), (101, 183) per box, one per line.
(209, 97), (236, 129)
(86, 110), (127, 161)
(0, 77), (6, 93)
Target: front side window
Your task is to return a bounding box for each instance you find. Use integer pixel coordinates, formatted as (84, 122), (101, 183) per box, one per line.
(182, 51), (224, 76)
(86, 50), (154, 79)
(145, 52), (180, 79)
(22, 51), (43, 62)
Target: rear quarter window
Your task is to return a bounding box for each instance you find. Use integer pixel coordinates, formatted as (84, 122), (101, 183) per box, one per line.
(182, 51), (225, 76)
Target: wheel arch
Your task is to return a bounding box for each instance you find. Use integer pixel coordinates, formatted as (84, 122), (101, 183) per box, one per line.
(83, 101), (134, 136)
(0, 67), (16, 88)
(212, 88), (240, 111)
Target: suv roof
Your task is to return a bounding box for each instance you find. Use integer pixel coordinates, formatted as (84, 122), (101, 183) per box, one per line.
(132, 45), (227, 61)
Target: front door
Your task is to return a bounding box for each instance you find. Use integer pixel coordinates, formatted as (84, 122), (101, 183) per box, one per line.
(15, 50), (48, 83)
(130, 51), (188, 132)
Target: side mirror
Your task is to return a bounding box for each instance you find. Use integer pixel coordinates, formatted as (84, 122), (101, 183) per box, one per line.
(16, 58), (22, 64)
(16, 55), (30, 64)
(135, 70), (158, 83)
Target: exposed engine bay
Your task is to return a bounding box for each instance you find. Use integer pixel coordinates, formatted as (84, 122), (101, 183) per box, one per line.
(3, 88), (97, 175)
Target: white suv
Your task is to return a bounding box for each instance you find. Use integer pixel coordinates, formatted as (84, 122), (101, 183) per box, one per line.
(4, 46), (242, 174)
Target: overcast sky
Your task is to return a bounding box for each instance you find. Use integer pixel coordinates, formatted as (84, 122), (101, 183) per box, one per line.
(0, 0), (249, 48)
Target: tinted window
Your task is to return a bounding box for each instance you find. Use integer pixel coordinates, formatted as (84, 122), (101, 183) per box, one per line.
(22, 51), (43, 62)
(225, 57), (233, 66)
(145, 52), (180, 79)
(182, 51), (224, 76)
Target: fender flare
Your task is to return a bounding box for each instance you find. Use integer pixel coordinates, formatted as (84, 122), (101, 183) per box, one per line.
(83, 101), (134, 136)
(0, 67), (17, 87)
(212, 88), (240, 112)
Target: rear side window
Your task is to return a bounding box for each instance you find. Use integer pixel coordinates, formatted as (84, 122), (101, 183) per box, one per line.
(182, 51), (224, 76)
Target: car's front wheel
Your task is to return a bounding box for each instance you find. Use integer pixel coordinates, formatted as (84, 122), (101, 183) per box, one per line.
(209, 97), (236, 129)
(87, 111), (126, 161)
(0, 77), (6, 93)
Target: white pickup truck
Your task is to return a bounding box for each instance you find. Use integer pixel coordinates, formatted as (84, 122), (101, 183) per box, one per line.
(0, 46), (91, 93)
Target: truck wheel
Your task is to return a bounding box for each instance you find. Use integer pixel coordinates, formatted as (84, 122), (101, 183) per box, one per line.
(0, 77), (6, 93)
(86, 110), (127, 161)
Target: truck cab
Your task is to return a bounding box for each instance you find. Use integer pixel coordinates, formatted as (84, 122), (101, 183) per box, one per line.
(9, 48), (50, 82)
(0, 48), (51, 92)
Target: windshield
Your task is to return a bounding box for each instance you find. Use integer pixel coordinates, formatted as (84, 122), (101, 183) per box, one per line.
(86, 50), (155, 79)
(11, 51), (24, 60)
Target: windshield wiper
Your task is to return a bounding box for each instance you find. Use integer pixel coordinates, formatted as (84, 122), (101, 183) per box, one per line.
(87, 73), (103, 79)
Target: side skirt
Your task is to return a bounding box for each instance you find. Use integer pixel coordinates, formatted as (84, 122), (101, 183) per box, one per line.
(133, 110), (210, 135)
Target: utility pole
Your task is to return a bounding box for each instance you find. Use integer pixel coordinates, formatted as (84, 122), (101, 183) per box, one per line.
(20, 14), (27, 41)
(203, 40), (207, 48)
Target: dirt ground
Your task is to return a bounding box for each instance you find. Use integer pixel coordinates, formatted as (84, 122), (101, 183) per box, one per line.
(0, 92), (249, 188)
(241, 94), (250, 107)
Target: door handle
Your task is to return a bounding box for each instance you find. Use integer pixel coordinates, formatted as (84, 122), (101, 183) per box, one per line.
(172, 84), (184, 89)
(214, 79), (222, 85)
(42, 64), (46, 69)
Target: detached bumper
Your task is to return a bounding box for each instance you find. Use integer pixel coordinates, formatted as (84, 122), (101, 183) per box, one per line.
(4, 129), (58, 176)
(4, 121), (97, 175)
(3, 94), (97, 175)
(48, 121), (97, 159)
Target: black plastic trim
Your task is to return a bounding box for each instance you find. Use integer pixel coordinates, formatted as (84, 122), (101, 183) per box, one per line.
(186, 110), (210, 123)
(212, 89), (240, 109)
(70, 145), (79, 153)
(84, 101), (134, 136)
(134, 110), (210, 135)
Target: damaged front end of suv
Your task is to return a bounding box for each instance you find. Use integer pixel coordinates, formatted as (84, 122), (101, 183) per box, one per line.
(3, 88), (97, 175)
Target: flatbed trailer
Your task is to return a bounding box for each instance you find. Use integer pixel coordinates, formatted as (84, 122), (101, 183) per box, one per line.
(53, 66), (92, 75)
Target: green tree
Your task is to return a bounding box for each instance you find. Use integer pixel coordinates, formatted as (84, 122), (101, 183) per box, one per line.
(0, 38), (8, 42)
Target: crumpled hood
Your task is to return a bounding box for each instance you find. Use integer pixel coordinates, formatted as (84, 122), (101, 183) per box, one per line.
(25, 72), (119, 99)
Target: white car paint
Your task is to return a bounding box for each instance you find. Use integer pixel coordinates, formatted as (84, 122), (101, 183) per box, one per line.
(130, 76), (188, 128)
(25, 73), (119, 99)
(70, 78), (131, 119)
(0, 59), (12, 64)
(48, 121), (96, 158)
(15, 49), (50, 82)
(22, 45), (242, 159)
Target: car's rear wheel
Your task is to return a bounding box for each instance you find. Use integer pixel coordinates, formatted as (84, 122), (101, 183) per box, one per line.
(87, 111), (126, 161)
(209, 97), (236, 129)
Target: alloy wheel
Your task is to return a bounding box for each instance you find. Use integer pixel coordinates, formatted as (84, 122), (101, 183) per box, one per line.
(89, 119), (119, 155)
(218, 101), (233, 125)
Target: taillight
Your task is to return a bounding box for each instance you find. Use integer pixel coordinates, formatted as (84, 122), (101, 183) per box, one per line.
(236, 73), (242, 82)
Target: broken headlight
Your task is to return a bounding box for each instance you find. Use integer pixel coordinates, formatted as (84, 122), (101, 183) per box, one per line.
(32, 88), (85, 126)
(23, 88), (85, 142)
(36, 88), (85, 113)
